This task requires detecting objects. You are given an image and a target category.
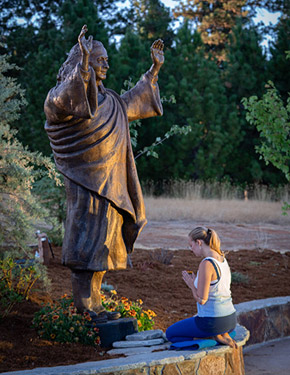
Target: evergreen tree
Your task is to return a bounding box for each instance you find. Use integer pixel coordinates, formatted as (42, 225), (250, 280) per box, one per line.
(127, 0), (175, 45)
(268, 17), (290, 104)
(0, 51), (60, 252)
(136, 22), (241, 183)
(106, 28), (149, 94)
(222, 22), (270, 183)
(0, 0), (121, 154)
(223, 22), (288, 184)
(173, 0), (248, 62)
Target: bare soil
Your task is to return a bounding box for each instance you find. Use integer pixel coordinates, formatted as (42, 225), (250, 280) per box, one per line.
(1, 245), (290, 373)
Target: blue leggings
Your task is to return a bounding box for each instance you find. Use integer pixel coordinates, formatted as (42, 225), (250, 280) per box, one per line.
(166, 315), (235, 343)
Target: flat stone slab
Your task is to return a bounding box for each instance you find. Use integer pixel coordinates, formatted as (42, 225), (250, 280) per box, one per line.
(125, 329), (165, 341)
(107, 342), (171, 356)
(112, 338), (165, 348)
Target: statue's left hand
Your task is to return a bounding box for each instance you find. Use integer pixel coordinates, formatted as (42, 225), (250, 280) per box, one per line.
(151, 39), (164, 67)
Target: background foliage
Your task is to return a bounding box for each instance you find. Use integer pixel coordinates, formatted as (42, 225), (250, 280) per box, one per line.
(0, 0), (289, 190)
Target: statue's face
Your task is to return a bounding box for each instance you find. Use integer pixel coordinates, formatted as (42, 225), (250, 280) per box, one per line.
(89, 47), (109, 82)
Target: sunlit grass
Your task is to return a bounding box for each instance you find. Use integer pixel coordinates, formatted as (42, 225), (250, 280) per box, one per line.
(144, 197), (290, 224)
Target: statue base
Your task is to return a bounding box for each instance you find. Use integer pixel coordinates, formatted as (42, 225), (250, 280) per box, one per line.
(94, 317), (138, 348)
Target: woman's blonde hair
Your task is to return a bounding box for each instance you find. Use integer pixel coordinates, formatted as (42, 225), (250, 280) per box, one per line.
(188, 226), (223, 256)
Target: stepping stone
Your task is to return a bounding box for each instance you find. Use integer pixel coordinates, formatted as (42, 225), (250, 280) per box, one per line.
(112, 338), (164, 348)
(107, 342), (171, 356)
(125, 329), (165, 341)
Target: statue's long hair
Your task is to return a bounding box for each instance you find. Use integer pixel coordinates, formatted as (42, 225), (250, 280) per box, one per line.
(56, 40), (105, 84)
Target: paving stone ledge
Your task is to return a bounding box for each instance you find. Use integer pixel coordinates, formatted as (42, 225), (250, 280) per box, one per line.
(235, 296), (290, 346)
(3, 325), (249, 375)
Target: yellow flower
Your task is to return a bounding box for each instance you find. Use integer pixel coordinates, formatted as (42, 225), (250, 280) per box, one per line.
(145, 309), (157, 317)
(137, 320), (142, 327)
(137, 299), (143, 305)
(69, 327), (75, 333)
(50, 334), (56, 339)
(111, 290), (117, 295)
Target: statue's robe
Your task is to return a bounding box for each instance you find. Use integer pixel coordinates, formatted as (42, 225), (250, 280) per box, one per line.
(44, 64), (162, 271)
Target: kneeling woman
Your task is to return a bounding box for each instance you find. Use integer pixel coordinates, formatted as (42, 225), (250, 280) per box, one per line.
(166, 226), (237, 348)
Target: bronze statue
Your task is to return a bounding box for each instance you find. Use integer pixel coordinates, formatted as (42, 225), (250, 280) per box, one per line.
(44, 25), (164, 322)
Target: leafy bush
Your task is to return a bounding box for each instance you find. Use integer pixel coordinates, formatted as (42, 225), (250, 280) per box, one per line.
(101, 290), (156, 331)
(33, 295), (101, 347)
(231, 271), (249, 284)
(0, 253), (50, 319)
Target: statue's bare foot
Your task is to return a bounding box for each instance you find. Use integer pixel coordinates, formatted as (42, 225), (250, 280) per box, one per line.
(214, 333), (238, 349)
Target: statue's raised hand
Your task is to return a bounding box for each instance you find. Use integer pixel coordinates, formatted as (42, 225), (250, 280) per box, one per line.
(151, 39), (164, 67)
(78, 25), (93, 71)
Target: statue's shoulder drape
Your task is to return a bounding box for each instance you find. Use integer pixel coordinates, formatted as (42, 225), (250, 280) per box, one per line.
(44, 64), (162, 271)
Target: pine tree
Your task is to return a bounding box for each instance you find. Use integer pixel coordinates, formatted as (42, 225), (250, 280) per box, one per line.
(0, 51), (60, 253)
(223, 22), (287, 184)
(127, 0), (175, 45)
(173, 0), (248, 62)
(136, 21), (242, 183)
(268, 17), (290, 104)
(1, 0), (119, 154)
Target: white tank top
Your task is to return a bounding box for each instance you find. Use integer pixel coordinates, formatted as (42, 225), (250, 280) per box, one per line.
(194, 256), (236, 317)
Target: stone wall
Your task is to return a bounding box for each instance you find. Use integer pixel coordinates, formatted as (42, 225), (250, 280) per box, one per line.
(235, 296), (290, 346)
(103, 347), (246, 375)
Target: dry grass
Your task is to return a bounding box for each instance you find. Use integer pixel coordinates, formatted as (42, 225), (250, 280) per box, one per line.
(144, 197), (290, 224)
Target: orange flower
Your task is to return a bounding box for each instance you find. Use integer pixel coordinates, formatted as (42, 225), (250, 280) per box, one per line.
(94, 337), (101, 345)
(52, 315), (59, 320)
(50, 334), (56, 339)
(129, 310), (136, 317)
(137, 320), (142, 327)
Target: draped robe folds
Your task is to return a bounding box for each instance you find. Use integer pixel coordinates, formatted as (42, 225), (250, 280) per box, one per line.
(44, 64), (162, 271)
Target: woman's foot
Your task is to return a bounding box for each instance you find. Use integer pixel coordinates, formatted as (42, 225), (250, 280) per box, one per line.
(214, 333), (237, 349)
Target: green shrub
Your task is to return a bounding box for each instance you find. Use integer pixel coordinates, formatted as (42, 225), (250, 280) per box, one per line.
(0, 253), (49, 318)
(33, 295), (101, 347)
(231, 271), (249, 284)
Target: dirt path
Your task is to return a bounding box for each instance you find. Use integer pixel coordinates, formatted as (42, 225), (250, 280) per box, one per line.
(136, 220), (290, 253)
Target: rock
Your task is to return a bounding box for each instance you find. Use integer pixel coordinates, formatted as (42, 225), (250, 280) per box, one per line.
(94, 318), (138, 348)
(112, 338), (165, 348)
(107, 342), (171, 356)
(125, 329), (165, 341)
